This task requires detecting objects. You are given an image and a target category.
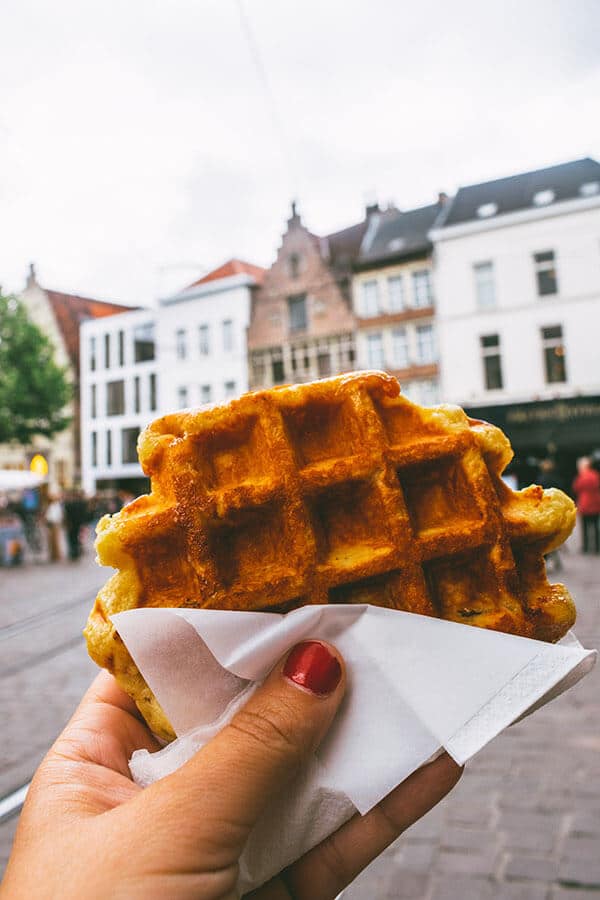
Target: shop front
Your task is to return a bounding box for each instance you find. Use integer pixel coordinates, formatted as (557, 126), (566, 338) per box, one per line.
(464, 395), (600, 491)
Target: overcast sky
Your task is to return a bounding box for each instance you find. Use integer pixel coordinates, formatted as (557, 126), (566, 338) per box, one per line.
(1, 0), (599, 305)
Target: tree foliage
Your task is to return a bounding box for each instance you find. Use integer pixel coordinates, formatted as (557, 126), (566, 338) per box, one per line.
(0, 293), (72, 443)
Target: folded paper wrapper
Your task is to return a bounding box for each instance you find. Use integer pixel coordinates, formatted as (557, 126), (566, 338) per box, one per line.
(112, 605), (596, 895)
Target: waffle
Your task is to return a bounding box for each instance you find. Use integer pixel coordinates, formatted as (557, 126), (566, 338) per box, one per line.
(85, 371), (576, 741)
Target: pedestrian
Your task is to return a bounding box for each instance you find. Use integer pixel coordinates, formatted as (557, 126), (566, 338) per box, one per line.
(538, 459), (566, 571)
(63, 489), (90, 561)
(44, 493), (64, 562)
(0, 642), (461, 897)
(572, 456), (600, 554)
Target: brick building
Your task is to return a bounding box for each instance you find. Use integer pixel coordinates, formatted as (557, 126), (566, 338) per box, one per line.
(248, 204), (367, 388)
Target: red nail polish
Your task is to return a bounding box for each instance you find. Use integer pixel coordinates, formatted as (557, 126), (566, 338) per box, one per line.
(283, 641), (342, 696)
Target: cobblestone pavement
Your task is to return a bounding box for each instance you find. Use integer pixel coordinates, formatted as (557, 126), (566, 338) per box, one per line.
(1, 545), (599, 898)
(0, 545), (106, 874)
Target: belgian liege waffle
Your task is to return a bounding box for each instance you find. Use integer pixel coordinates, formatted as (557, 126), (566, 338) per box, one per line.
(85, 371), (577, 740)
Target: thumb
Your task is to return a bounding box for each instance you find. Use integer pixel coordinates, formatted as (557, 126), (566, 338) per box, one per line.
(143, 640), (345, 858)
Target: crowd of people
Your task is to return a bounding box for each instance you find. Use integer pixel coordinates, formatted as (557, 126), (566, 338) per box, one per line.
(0, 488), (135, 565)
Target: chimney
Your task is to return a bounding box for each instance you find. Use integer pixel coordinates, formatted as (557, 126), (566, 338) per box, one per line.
(438, 192), (449, 206)
(26, 262), (37, 288)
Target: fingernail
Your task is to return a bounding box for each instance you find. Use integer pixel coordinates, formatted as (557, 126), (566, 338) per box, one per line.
(283, 641), (342, 696)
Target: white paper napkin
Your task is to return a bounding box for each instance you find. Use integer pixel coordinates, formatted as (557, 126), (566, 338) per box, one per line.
(113, 605), (595, 894)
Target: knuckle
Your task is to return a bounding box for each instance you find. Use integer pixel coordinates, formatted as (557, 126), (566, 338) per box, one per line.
(228, 700), (303, 762)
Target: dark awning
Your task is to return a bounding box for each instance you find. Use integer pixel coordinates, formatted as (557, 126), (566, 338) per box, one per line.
(464, 396), (600, 453)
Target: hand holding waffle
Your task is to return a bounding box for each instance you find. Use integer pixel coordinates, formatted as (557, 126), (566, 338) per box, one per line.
(1, 644), (461, 900)
(85, 371), (576, 740)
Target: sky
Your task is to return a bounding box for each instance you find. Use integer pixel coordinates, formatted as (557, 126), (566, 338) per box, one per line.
(1, 0), (599, 305)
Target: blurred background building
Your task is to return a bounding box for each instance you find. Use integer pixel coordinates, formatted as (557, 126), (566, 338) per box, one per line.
(0, 265), (130, 490)
(352, 196), (447, 406)
(247, 203), (359, 388)
(432, 157), (600, 483)
(73, 154), (600, 494)
(79, 259), (263, 495)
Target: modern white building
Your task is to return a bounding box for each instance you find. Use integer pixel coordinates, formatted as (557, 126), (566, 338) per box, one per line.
(80, 259), (264, 495)
(431, 157), (600, 479)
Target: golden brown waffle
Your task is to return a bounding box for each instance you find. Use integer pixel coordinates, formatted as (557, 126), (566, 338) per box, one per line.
(85, 371), (576, 740)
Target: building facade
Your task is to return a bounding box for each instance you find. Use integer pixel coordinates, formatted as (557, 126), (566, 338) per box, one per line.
(79, 260), (263, 495)
(352, 199), (447, 406)
(247, 205), (362, 388)
(0, 266), (131, 490)
(431, 157), (600, 479)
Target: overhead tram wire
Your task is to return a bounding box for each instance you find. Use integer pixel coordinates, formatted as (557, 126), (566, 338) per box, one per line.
(234, 0), (298, 198)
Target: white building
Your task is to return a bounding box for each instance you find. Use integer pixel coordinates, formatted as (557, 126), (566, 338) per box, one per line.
(80, 259), (264, 495)
(431, 157), (600, 479)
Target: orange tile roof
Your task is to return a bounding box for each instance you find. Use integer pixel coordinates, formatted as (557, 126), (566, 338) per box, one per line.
(186, 258), (266, 289)
(46, 290), (133, 372)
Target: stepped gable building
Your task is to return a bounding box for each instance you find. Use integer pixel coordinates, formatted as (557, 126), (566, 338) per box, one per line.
(248, 204), (367, 388)
(430, 156), (600, 481)
(352, 197), (448, 406)
(0, 265), (132, 489)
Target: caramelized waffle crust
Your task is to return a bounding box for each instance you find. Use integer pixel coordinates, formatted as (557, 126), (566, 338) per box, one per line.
(85, 371), (576, 740)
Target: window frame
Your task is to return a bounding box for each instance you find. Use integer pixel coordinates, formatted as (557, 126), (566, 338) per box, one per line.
(366, 331), (385, 369)
(480, 333), (504, 391)
(387, 275), (404, 312)
(391, 326), (409, 368)
(412, 269), (433, 309)
(541, 324), (567, 384)
(222, 319), (234, 352)
(198, 323), (210, 355)
(415, 323), (436, 364)
(176, 328), (187, 360)
(473, 261), (496, 310)
(533, 250), (558, 297)
(106, 379), (125, 416)
(360, 280), (380, 317)
(287, 294), (308, 333)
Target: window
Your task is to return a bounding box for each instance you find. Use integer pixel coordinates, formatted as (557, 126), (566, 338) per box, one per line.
(224, 380), (236, 399)
(90, 336), (97, 371)
(222, 319), (234, 351)
(200, 384), (212, 404)
(533, 190), (554, 207)
(288, 294), (307, 332)
(534, 251), (558, 296)
(121, 427), (140, 464)
(272, 358), (285, 384)
(419, 380), (440, 406)
(480, 334), (503, 391)
(391, 327), (409, 368)
(317, 352), (331, 377)
(91, 384), (97, 418)
(360, 280), (380, 317)
(412, 270), (433, 308)
(288, 253), (301, 278)
(134, 376), (140, 413)
(176, 328), (187, 360)
(91, 431), (97, 467)
(416, 324), (436, 364)
(133, 323), (156, 362)
(542, 325), (567, 384)
(366, 332), (385, 368)
(474, 261), (496, 309)
(149, 373), (157, 411)
(477, 202), (498, 218)
(106, 430), (112, 466)
(104, 333), (110, 368)
(388, 276), (404, 311)
(177, 386), (188, 408)
(199, 324), (210, 355)
(106, 380), (125, 416)
(118, 330), (125, 366)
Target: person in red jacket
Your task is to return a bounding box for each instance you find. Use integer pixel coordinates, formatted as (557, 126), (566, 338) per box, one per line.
(573, 456), (600, 554)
